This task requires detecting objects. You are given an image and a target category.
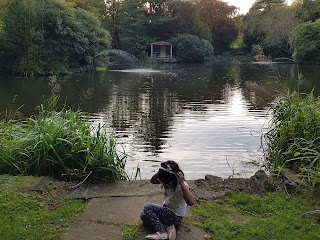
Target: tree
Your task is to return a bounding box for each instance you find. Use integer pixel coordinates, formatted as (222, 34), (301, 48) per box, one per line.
(0, 0), (111, 75)
(115, 0), (152, 58)
(169, 0), (211, 41)
(289, 19), (320, 63)
(64, 0), (106, 20)
(243, 0), (301, 57)
(291, 0), (320, 21)
(193, 0), (238, 53)
(250, 0), (286, 12)
(104, 0), (125, 49)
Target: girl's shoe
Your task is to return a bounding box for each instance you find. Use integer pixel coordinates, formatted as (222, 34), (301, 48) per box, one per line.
(145, 231), (168, 239)
(167, 225), (176, 240)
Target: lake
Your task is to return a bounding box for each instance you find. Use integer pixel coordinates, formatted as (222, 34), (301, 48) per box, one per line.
(1, 63), (319, 180)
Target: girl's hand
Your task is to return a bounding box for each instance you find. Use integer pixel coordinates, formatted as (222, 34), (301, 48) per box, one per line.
(177, 171), (197, 206)
(150, 172), (160, 184)
(176, 171), (184, 185)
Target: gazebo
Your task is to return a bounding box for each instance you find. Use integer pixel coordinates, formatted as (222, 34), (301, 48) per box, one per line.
(150, 41), (177, 63)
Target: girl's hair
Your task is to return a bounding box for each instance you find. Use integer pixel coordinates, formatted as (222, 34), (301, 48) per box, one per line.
(158, 160), (183, 189)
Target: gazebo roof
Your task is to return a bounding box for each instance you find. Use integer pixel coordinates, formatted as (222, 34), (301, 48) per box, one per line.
(150, 41), (172, 46)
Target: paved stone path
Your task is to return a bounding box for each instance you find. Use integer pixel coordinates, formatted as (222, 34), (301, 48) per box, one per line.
(61, 180), (208, 240)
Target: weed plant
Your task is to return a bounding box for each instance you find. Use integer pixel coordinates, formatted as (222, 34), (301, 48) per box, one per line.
(0, 96), (128, 181)
(264, 90), (320, 186)
(122, 225), (142, 240)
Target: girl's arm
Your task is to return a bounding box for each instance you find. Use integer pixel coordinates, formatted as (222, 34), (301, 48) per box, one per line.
(176, 172), (197, 206)
(150, 172), (161, 184)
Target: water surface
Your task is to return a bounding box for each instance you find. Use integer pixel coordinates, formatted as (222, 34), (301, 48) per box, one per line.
(1, 63), (319, 179)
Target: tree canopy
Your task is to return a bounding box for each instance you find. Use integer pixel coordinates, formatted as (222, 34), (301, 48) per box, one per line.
(91, 0), (237, 59)
(0, 0), (111, 75)
(290, 18), (320, 63)
(1, 0), (319, 74)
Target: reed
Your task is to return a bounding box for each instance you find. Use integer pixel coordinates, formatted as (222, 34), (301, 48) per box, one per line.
(264, 90), (320, 186)
(0, 96), (128, 181)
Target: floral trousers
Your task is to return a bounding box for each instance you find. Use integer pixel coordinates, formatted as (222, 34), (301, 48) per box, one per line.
(140, 203), (183, 233)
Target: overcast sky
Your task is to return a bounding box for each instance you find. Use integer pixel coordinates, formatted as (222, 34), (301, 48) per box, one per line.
(224, 0), (294, 14)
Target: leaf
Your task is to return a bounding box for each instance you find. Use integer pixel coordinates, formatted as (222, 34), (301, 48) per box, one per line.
(294, 152), (301, 157)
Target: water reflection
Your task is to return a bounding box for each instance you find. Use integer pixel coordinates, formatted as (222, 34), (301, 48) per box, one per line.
(0, 63), (319, 179)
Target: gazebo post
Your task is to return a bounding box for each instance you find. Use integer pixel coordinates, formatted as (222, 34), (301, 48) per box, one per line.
(151, 44), (154, 58)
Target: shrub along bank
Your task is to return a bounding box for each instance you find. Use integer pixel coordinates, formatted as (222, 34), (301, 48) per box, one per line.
(264, 91), (320, 187)
(0, 96), (127, 181)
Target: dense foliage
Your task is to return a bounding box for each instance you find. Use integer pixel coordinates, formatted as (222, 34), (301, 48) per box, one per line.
(0, 0), (111, 75)
(1, 0), (320, 73)
(243, 0), (301, 58)
(243, 0), (320, 61)
(57, 0), (320, 64)
(73, 0), (236, 60)
(0, 97), (128, 181)
(264, 91), (320, 186)
(170, 34), (214, 62)
(290, 19), (320, 64)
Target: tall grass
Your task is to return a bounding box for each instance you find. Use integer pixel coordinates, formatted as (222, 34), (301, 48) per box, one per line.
(264, 90), (320, 186)
(0, 96), (128, 181)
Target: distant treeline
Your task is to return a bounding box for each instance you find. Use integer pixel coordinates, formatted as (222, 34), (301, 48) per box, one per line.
(0, 0), (319, 75)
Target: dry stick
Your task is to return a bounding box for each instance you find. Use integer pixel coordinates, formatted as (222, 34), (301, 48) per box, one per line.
(67, 171), (92, 190)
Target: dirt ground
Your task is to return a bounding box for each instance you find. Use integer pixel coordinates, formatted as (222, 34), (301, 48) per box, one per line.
(192, 170), (287, 202)
(29, 170), (287, 203)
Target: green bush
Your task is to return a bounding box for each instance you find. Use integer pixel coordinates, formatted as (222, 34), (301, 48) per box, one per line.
(0, 96), (128, 181)
(0, 0), (111, 75)
(289, 19), (320, 64)
(170, 34), (214, 63)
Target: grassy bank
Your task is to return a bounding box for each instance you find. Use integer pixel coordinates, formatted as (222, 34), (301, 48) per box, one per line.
(2, 174), (320, 240)
(189, 190), (320, 240)
(0, 175), (86, 240)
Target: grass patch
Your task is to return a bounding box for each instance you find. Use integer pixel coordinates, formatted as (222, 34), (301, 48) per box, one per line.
(122, 224), (142, 240)
(0, 174), (86, 240)
(191, 191), (320, 240)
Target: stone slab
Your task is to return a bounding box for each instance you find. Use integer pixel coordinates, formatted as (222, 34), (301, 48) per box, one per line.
(66, 180), (163, 199)
(79, 195), (163, 225)
(61, 220), (122, 240)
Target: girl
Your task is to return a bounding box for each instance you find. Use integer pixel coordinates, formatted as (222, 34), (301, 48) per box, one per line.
(140, 161), (196, 240)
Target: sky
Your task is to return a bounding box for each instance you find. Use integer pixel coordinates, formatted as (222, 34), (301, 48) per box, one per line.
(224, 0), (294, 14)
